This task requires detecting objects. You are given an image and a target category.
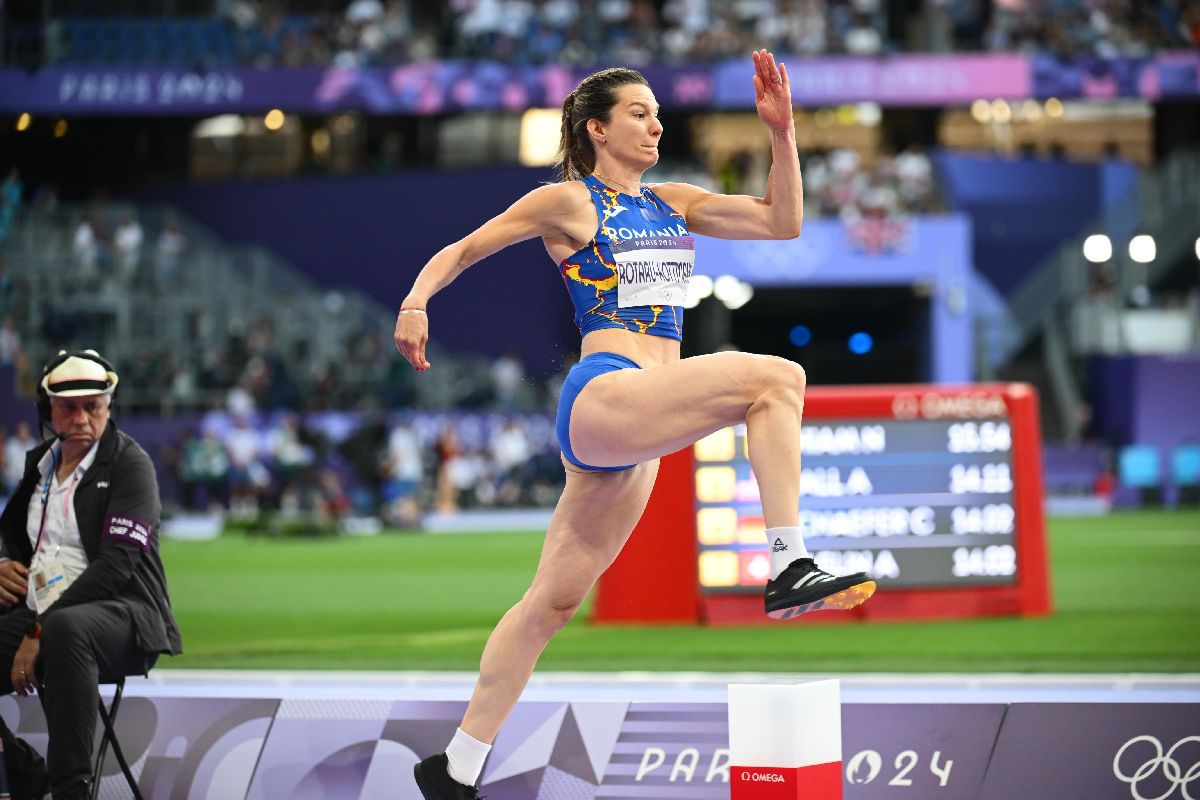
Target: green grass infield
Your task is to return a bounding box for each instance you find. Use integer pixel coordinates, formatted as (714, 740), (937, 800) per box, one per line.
(162, 510), (1200, 673)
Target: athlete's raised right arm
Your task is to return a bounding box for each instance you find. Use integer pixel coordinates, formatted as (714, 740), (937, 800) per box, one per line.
(395, 183), (577, 371)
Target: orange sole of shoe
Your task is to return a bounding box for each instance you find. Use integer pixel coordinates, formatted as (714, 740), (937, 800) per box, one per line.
(767, 580), (877, 621)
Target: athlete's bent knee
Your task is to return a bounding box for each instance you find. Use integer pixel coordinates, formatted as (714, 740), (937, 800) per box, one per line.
(525, 596), (582, 641)
(772, 357), (807, 396)
(751, 356), (806, 406)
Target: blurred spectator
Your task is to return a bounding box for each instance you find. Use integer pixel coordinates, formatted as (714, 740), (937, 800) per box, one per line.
(490, 418), (531, 505)
(179, 429), (230, 511)
(490, 418), (530, 475)
(789, 0), (829, 54)
(155, 216), (188, 288)
(0, 260), (14, 319)
(339, 412), (389, 511)
(346, 0), (384, 25)
(381, 421), (423, 527)
(894, 145), (935, 212)
(3, 421), (36, 495)
(267, 414), (316, 509)
(30, 183), (59, 214)
(0, 169), (21, 244)
(113, 213), (144, 283)
(844, 10), (884, 54)
(222, 0), (260, 32)
(226, 378), (256, 419)
(0, 316), (23, 366)
(71, 215), (101, 281)
(491, 349), (526, 409)
(0, 169), (21, 209)
(434, 423), (461, 513)
(315, 467), (351, 521)
(225, 415), (269, 517)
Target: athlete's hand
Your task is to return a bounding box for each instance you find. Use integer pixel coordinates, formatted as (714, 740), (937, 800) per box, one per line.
(752, 49), (793, 134)
(394, 309), (431, 371)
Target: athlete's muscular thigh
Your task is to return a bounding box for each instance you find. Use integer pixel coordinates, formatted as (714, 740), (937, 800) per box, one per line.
(570, 351), (794, 468)
(526, 460), (660, 605)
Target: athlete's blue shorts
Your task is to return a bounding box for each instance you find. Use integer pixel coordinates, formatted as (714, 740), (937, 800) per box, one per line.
(556, 351), (641, 472)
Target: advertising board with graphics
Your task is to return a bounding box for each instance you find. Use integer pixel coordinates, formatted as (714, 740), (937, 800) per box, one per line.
(2, 695), (1193, 798)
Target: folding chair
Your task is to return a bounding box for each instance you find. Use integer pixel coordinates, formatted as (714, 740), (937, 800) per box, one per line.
(90, 676), (142, 800)
(38, 670), (148, 800)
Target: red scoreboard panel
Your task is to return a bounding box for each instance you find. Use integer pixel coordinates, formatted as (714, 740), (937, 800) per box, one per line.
(592, 384), (1051, 625)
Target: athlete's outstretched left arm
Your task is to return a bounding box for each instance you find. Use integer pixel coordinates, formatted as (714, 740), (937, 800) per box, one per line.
(655, 49), (802, 240)
(394, 183), (577, 371)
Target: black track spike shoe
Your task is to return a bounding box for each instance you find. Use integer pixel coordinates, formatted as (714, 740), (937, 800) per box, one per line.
(414, 753), (485, 799)
(765, 558), (876, 620)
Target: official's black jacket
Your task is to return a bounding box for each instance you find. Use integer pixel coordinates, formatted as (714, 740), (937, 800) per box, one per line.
(0, 421), (182, 657)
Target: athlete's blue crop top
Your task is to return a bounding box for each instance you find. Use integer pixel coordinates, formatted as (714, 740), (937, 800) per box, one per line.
(558, 174), (695, 341)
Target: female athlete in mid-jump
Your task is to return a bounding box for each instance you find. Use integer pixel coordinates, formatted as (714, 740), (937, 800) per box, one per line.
(397, 50), (876, 799)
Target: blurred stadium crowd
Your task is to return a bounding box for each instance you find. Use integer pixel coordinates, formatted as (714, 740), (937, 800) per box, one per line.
(1, 408), (566, 526)
(0, 135), (936, 403)
(23, 0), (1200, 69)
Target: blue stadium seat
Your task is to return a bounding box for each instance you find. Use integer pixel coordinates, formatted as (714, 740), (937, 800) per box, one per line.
(1172, 444), (1200, 487)
(1118, 445), (1162, 488)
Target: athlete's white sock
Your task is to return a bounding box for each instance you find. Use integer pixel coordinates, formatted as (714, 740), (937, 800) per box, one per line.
(767, 526), (811, 580)
(446, 727), (492, 786)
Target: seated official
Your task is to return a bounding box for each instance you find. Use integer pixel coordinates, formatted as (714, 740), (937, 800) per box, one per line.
(0, 350), (182, 800)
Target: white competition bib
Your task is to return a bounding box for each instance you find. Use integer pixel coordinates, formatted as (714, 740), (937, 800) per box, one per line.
(611, 235), (695, 308)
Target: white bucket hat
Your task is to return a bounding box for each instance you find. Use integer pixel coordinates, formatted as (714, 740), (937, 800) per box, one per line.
(41, 350), (119, 398)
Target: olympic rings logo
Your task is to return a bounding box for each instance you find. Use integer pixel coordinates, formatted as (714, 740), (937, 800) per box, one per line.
(1113, 736), (1200, 800)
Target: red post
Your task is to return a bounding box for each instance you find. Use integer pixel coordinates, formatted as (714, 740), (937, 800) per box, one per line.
(591, 447), (701, 624)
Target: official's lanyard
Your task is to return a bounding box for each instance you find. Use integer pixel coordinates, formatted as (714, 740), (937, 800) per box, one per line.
(33, 448), (82, 559)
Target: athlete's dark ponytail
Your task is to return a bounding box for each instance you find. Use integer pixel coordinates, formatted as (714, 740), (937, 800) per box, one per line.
(554, 67), (650, 182)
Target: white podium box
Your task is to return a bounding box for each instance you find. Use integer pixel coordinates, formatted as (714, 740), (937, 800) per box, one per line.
(728, 680), (843, 799)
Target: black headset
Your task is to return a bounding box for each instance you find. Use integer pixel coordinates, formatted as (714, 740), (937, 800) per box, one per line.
(36, 349), (120, 427)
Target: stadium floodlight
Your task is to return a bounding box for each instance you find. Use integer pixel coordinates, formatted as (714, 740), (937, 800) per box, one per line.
(990, 99), (1012, 124)
(15, 113), (31, 132)
(1195, 236), (1199, 261)
(789, 325), (812, 347)
(310, 129), (331, 158)
(519, 109), (561, 167)
(194, 114), (245, 138)
(682, 275), (714, 308)
(1129, 234), (1156, 264)
(714, 275), (754, 309)
(1045, 97), (1064, 118)
(264, 109), (286, 131)
(724, 281), (754, 309)
(855, 103), (882, 126)
(1021, 99), (1042, 121)
(970, 100), (991, 124)
(848, 332), (874, 355)
(1082, 234), (1112, 263)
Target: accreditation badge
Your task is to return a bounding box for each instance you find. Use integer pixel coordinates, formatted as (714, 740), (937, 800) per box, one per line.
(612, 235), (695, 308)
(31, 557), (72, 615)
